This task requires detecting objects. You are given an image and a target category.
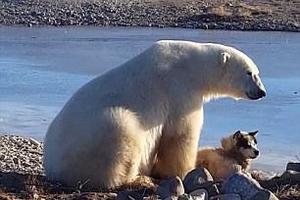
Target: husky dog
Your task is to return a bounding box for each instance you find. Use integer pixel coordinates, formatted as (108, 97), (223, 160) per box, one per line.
(196, 130), (259, 181)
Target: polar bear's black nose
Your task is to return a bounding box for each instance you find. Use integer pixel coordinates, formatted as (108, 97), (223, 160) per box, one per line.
(258, 89), (266, 97)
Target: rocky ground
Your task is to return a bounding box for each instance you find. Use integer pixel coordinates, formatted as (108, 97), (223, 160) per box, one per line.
(0, 0), (299, 31)
(1, 134), (300, 200)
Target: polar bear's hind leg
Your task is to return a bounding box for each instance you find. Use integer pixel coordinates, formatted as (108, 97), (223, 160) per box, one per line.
(99, 107), (145, 188)
(79, 107), (145, 189)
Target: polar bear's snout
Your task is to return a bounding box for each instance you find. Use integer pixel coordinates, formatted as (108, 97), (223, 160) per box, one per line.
(246, 74), (266, 100)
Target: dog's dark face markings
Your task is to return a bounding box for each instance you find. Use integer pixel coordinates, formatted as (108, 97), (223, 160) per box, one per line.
(233, 130), (259, 159)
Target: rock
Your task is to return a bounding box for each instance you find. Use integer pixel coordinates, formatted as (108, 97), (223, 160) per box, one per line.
(117, 190), (153, 200)
(286, 162), (300, 172)
(206, 184), (219, 197)
(178, 193), (206, 200)
(210, 194), (241, 200)
(156, 176), (185, 199)
(33, 193), (39, 199)
(183, 168), (218, 196)
(222, 172), (262, 199)
(249, 189), (279, 200)
(183, 168), (213, 191)
(273, 170), (300, 186)
(190, 189), (208, 200)
(251, 170), (276, 181)
(12, 157), (19, 165)
(0, 154), (6, 160)
(281, 170), (300, 179)
(164, 196), (179, 200)
(29, 138), (41, 146)
(223, 172), (279, 200)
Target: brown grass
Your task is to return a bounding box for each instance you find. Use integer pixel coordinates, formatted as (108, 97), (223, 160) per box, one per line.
(274, 184), (300, 200)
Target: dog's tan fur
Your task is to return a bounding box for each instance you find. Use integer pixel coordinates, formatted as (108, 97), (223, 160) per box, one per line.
(196, 131), (259, 181)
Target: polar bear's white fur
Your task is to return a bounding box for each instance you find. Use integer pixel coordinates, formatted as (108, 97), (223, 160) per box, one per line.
(43, 40), (266, 188)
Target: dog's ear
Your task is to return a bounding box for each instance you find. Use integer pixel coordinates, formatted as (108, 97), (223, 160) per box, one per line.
(221, 136), (234, 151)
(233, 130), (242, 139)
(249, 130), (258, 137)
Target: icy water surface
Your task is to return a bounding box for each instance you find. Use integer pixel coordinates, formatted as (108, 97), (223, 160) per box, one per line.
(0, 27), (299, 172)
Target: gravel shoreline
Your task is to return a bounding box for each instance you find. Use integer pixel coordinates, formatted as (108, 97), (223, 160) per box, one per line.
(0, 0), (299, 31)
(0, 135), (43, 176)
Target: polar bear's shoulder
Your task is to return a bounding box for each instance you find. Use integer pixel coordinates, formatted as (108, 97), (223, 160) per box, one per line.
(154, 40), (228, 49)
(151, 40), (239, 59)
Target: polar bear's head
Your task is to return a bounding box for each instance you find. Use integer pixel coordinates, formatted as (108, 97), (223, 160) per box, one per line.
(151, 41), (266, 101)
(217, 47), (266, 100)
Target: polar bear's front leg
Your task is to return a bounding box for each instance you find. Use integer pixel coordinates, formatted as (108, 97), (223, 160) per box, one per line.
(152, 109), (203, 179)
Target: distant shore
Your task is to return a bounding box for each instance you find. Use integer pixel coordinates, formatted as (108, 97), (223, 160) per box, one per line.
(0, 0), (299, 31)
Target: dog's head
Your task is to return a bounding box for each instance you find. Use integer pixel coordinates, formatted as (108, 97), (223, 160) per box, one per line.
(233, 130), (260, 159)
(221, 130), (260, 159)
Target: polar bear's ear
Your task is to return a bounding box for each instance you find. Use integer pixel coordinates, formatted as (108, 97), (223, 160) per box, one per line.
(221, 52), (231, 65)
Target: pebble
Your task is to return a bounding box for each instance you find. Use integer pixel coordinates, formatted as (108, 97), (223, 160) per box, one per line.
(29, 138), (41, 146)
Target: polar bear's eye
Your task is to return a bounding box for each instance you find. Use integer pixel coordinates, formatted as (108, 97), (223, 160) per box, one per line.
(246, 71), (252, 76)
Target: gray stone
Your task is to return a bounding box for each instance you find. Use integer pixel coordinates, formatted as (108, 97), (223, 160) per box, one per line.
(249, 189), (279, 200)
(164, 196), (179, 200)
(156, 176), (185, 199)
(183, 168), (214, 194)
(286, 162), (300, 172)
(178, 193), (206, 200)
(222, 172), (262, 200)
(29, 138), (41, 146)
(190, 189), (208, 200)
(210, 194), (241, 200)
(281, 170), (300, 180)
(117, 190), (152, 200)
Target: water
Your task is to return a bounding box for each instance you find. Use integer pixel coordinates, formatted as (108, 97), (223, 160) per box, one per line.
(0, 27), (299, 172)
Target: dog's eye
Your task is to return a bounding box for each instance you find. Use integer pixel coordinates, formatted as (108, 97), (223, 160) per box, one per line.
(246, 71), (252, 76)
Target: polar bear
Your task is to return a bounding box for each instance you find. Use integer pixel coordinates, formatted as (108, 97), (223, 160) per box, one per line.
(43, 40), (266, 189)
